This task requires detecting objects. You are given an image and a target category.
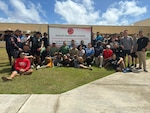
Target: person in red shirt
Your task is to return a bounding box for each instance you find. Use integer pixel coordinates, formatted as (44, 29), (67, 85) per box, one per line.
(103, 45), (113, 67)
(1, 52), (33, 81)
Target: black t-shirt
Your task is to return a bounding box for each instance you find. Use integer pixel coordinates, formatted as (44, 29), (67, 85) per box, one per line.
(109, 57), (120, 69)
(24, 50), (32, 56)
(42, 37), (49, 48)
(137, 37), (149, 51)
(30, 36), (42, 50)
(94, 46), (103, 57)
(113, 47), (124, 58)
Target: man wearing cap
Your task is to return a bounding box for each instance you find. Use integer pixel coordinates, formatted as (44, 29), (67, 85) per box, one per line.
(103, 45), (113, 67)
(0, 28), (13, 65)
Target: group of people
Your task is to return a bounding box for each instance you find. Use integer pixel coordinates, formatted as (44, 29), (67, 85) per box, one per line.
(0, 28), (149, 81)
(91, 30), (149, 72)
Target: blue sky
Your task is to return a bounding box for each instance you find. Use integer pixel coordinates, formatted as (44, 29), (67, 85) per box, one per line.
(0, 0), (149, 25)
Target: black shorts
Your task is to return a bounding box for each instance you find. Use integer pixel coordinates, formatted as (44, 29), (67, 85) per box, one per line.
(131, 52), (137, 58)
(123, 50), (131, 57)
(31, 49), (41, 56)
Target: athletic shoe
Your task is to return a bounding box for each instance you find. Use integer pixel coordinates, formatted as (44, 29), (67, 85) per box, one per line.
(1, 77), (12, 81)
(36, 65), (40, 70)
(136, 67), (142, 70)
(144, 69), (148, 72)
(99, 65), (102, 68)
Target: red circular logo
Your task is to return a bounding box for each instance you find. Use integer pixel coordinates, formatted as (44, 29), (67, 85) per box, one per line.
(68, 28), (74, 34)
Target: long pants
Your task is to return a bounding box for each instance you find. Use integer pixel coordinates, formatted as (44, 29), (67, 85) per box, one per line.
(95, 56), (103, 66)
(137, 51), (146, 70)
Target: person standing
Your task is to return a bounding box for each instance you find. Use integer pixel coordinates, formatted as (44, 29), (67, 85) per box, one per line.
(0, 28), (13, 65)
(131, 33), (138, 68)
(29, 31), (44, 68)
(136, 30), (149, 72)
(120, 30), (133, 67)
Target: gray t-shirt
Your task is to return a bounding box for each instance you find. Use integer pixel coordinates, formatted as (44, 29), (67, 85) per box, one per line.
(120, 36), (133, 50)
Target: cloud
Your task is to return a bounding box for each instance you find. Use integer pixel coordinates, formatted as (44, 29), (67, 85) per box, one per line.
(54, 0), (147, 25)
(0, 0), (47, 23)
(100, 0), (147, 25)
(54, 0), (100, 24)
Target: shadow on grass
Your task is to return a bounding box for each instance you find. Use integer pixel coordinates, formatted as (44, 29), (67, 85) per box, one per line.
(0, 67), (11, 74)
(0, 62), (10, 67)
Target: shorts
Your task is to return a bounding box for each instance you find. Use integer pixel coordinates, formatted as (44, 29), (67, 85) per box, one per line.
(131, 52), (137, 58)
(123, 50), (131, 57)
(31, 49), (41, 56)
(14, 69), (31, 75)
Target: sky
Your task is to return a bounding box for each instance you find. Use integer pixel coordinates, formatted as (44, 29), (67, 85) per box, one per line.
(0, 0), (149, 25)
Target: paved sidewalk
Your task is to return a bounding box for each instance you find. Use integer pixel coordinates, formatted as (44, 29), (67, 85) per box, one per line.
(0, 60), (150, 113)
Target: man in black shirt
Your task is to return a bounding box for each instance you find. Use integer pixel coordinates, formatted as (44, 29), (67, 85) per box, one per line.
(136, 31), (149, 72)
(0, 28), (13, 65)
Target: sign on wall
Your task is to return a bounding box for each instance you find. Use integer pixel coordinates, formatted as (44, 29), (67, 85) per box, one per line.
(49, 26), (91, 46)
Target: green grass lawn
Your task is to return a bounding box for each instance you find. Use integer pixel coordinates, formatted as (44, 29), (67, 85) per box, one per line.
(0, 47), (115, 94)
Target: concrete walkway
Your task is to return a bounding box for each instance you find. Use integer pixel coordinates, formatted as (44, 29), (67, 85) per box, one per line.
(0, 60), (150, 113)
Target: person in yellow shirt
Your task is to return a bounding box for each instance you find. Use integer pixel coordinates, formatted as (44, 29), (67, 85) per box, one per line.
(36, 57), (53, 70)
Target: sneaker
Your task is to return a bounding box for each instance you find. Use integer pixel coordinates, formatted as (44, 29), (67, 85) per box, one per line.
(89, 65), (91, 67)
(144, 69), (148, 72)
(123, 69), (127, 73)
(134, 64), (137, 68)
(31, 65), (34, 69)
(131, 64), (134, 67)
(99, 65), (102, 68)
(36, 65), (40, 70)
(136, 67), (142, 70)
(127, 64), (131, 68)
(1, 77), (12, 81)
(89, 68), (93, 70)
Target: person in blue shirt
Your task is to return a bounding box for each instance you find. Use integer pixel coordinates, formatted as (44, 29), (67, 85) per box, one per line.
(96, 32), (103, 41)
(85, 43), (95, 66)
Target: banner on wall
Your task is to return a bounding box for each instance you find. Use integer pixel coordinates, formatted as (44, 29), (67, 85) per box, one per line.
(49, 26), (91, 46)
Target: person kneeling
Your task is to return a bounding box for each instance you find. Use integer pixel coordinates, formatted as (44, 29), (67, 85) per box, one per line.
(1, 52), (33, 81)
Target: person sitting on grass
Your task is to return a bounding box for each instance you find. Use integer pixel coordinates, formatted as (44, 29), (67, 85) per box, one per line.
(73, 56), (92, 70)
(36, 56), (53, 70)
(53, 52), (63, 66)
(1, 52), (33, 81)
(23, 44), (34, 68)
(60, 54), (73, 67)
(103, 45), (113, 67)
